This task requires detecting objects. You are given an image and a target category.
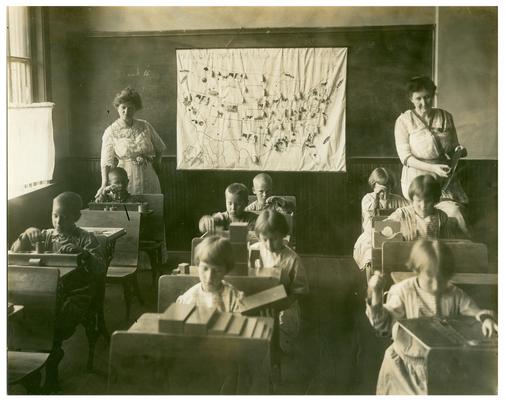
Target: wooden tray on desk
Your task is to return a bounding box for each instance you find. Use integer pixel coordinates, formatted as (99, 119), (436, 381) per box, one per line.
(8, 251), (81, 267)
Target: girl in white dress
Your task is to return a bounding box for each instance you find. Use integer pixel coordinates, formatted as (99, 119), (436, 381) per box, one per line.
(366, 239), (497, 395)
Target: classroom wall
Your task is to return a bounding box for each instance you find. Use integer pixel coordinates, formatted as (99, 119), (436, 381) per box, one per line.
(436, 7), (497, 159)
(15, 6), (496, 258)
(75, 6), (436, 31)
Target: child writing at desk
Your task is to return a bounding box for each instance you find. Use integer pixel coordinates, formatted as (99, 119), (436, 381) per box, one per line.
(11, 191), (105, 390)
(353, 167), (408, 272)
(366, 239), (497, 395)
(245, 173), (295, 214)
(177, 236), (244, 312)
(249, 209), (308, 354)
(94, 166), (132, 203)
(199, 183), (258, 234)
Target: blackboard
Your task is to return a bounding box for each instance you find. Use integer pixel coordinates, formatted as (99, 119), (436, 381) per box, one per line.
(68, 26), (433, 159)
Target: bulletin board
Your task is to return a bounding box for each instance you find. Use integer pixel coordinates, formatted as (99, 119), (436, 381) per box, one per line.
(176, 48), (347, 171)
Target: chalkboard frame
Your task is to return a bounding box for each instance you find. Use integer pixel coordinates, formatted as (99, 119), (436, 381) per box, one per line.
(69, 25), (434, 162)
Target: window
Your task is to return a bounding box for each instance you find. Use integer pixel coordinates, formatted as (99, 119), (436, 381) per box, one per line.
(7, 6), (54, 199)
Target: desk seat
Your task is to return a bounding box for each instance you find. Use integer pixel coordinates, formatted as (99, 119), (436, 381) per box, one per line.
(8, 351), (49, 385)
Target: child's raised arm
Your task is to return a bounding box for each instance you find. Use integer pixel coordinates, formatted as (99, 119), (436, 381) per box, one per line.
(366, 271), (406, 336)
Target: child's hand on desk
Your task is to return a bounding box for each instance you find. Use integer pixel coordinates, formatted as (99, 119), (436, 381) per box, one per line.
(22, 227), (42, 244)
(58, 243), (82, 254)
(481, 317), (498, 338)
(199, 215), (216, 234)
(95, 185), (107, 200)
(266, 196), (285, 208)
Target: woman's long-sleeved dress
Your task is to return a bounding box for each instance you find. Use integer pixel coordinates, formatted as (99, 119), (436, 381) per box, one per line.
(101, 118), (166, 194)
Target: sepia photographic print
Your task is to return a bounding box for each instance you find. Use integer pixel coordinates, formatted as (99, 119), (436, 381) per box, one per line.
(4, 3), (501, 396)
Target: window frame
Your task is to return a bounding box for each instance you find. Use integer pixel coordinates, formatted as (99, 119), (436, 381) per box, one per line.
(7, 6), (50, 105)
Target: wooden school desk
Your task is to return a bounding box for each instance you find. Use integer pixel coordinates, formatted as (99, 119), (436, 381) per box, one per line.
(391, 272), (498, 286)
(395, 316), (497, 394)
(7, 266), (60, 392)
(108, 311), (274, 394)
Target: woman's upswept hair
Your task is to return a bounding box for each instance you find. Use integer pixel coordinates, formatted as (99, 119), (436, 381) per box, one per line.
(113, 87), (143, 110)
(406, 239), (455, 280)
(406, 76), (437, 98)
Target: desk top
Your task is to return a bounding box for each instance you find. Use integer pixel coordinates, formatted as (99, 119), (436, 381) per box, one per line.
(186, 266), (281, 280)
(81, 227), (126, 241)
(391, 272), (498, 285)
(397, 316), (497, 350)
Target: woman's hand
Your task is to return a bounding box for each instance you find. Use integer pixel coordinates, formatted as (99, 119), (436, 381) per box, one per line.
(481, 317), (498, 338)
(95, 185), (107, 200)
(23, 227), (42, 244)
(430, 164), (451, 178)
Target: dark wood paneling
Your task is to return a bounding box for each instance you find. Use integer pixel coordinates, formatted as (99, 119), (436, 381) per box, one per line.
(53, 157), (497, 260)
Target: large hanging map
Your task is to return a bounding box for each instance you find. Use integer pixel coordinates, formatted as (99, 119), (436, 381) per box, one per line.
(176, 48), (347, 171)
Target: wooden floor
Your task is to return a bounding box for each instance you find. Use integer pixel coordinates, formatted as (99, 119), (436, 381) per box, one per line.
(9, 255), (386, 395)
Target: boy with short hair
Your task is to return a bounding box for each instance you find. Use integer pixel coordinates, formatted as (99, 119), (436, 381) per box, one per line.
(11, 191), (105, 390)
(199, 183), (258, 233)
(95, 167), (132, 203)
(245, 173), (295, 214)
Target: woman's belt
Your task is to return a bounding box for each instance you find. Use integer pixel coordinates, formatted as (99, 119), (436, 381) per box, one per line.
(118, 155), (154, 165)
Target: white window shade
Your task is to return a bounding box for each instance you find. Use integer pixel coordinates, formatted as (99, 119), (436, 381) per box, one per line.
(8, 103), (55, 199)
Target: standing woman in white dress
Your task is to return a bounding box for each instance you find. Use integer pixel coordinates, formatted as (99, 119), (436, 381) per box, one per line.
(96, 87), (166, 198)
(394, 76), (469, 235)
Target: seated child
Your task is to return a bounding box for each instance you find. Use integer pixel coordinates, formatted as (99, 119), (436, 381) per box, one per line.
(245, 173), (295, 214)
(353, 167), (408, 271)
(386, 174), (462, 240)
(177, 236), (244, 312)
(10, 191), (105, 388)
(199, 183), (258, 233)
(366, 239), (497, 395)
(249, 209), (309, 354)
(94, 167), (132, 203)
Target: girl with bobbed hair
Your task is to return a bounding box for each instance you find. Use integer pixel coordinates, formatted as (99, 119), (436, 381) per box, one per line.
(96, 87), (166, 197)
(394, 76), (469, 235)
(366, 239), (497, 395)
(386, 174), (460, 241)
(353, 167), (408, 272)
(249, 209), (308, 354)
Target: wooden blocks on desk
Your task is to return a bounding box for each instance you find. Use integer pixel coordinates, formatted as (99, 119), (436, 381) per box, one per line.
(230, 243), (248, 276)
(159, 303), (195, 334)
(208, 312), (234, 335)
(240, 284), (287, 315)
(155, 303), (273, 340)
(229, 222), (249, 243)
(184, 306), (217, 335)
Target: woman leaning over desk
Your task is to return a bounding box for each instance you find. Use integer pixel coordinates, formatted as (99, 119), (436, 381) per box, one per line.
(95, 87), (166, 198)
(394, 76), (469, 235)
